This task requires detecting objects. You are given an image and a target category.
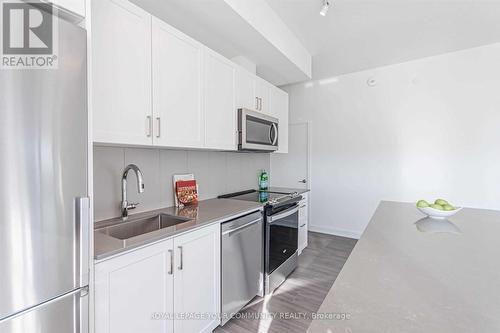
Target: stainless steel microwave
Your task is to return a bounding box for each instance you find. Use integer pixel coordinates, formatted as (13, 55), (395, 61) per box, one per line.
(238, 108), (279, 152)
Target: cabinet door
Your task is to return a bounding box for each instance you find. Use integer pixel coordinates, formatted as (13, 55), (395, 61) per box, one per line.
(235, 67), (257, 110)
(255, 78), (271, 113)
(51, 0), (85, 17)
(92, 0), (152, 145)
(270, 86), (289, 153)
(152, 17), (204, 148)
(95, 239), (174, 333)
(298, 193), (309, 254)
(204, 49), (237, 150)
(173, 224), (221, 333)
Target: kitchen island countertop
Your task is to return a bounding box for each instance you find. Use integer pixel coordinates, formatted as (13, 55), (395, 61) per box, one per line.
(309, 201), (500, 333)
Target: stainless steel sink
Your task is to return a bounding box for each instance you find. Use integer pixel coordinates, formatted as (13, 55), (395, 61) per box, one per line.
(97, 213), (192, 242)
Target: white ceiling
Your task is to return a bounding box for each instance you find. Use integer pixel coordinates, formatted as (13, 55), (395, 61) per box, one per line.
(266, 0), (500, 80)
(131, 0), (311, 85)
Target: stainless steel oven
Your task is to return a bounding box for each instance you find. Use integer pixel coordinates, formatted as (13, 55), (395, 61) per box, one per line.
(238, 108), (279, 151)
(265, 199), (300, 294)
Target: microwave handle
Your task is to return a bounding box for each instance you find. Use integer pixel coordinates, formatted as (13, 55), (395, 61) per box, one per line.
(270, 123), (278, 145)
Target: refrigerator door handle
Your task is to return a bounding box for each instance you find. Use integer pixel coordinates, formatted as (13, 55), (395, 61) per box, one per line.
(79, 287), (89, 333)
(76, 197), (90, 288)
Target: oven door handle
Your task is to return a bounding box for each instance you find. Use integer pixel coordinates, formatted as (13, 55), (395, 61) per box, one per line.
(268, 206), (299, 223)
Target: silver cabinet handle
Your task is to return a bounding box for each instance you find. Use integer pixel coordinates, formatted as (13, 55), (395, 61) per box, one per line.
(300, 223), (306, 227)
(259, 97), (263, 111)
(255, 97), (259, 110)
(299, 179), (307, 184)
(156, 117), (161, 138)
(177, 246), (183, 270)
(146, 116), (152, 137)
(168, 249), (173, 275)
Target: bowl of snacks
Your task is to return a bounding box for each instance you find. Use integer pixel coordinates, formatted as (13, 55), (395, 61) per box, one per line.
(416, 199), (462, 219)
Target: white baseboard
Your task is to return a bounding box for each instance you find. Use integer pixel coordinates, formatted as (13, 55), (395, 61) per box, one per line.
(308, 225), (362, 240)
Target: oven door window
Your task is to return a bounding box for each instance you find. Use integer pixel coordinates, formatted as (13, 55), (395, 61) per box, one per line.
(246, 116), (273, 145)
(268, 210), (298, 273)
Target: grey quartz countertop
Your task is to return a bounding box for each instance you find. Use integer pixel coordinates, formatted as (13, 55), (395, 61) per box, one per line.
(94, 198), (263, 261)
(308, 201), (500, 333)
(268, 187), (310, 195)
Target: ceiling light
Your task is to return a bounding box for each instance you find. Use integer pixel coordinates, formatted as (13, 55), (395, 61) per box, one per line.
(319, 0), (330, 16)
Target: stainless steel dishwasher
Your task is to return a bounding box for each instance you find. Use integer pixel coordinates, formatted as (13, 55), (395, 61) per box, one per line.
(221, 211), (263, 326)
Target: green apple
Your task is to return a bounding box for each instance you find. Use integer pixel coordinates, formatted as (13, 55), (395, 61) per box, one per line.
(416, 200), (430, 208)
(430, 204), (445, 210)
(435, 199), (449, 206)
(443, 204), (456, 211)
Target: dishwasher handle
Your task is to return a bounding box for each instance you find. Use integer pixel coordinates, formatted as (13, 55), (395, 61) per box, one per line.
(222, 218), (261, 236)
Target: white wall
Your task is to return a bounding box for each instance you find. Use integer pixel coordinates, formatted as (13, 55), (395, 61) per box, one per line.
(282, 43), (500, 238)
(94, 146), (269, 221)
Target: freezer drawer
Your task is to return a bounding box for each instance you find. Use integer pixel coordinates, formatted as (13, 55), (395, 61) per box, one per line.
(221, 212), (263, 325)
(0, 288), (88, 333)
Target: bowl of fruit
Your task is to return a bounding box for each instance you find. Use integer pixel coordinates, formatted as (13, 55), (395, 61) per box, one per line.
(416, 199), (462, 219)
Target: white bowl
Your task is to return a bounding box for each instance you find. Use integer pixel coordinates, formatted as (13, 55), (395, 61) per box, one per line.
(417, 206), (462, 219)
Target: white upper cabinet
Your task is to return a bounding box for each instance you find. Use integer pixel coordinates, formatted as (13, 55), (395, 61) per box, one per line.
(270, 86), (289, 153)
(92, 0), (152, 145)
(235, 67), (257, 110)
(49, 0), (85, 17)
(91, 5), (286, 152)
(152, 17), (204, 148)
(204, 49), (236, 150)
(235, 68), (271, 113)
(255, 77), (271, 113)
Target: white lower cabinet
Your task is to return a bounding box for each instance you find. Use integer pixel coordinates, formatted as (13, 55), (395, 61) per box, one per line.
(95, 224), (221, 333)
(95, 239), (174, 333)
(173, 224), (221, 333)
(298, 193), (309, 254)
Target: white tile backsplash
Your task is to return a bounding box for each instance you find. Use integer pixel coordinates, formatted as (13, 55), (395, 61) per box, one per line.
(93, 147), (270, 221)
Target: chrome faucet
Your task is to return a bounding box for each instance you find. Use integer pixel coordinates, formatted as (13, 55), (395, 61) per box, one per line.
(121, 164), (145, 220)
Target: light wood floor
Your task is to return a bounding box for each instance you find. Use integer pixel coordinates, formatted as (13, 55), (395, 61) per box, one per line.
(215, 232), (357, 333)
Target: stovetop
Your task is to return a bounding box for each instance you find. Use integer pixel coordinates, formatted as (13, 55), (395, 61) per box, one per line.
(218, 189), (300, 206)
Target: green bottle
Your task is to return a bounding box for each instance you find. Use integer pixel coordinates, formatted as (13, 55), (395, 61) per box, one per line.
(259, 169), (269, 191)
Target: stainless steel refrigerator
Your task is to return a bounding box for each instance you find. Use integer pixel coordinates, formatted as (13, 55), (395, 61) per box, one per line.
(0, 9), (89, 333)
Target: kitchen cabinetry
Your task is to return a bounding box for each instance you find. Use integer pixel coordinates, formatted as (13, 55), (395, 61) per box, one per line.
(95, 224), (220, 333)
(173, 224), (221, 333)
(298, 193), (309, 254)
(204, 49), (236, 150)
(95, 239), (174, 333)
(92, 0), (152, 145)
(152, 17), (204, 148)
(235, 68), (271, 113)
(235, 67), (257, 110)
(255, 77), (271, 113)
(270, 86), (289, 153)
(91, 4), (287, 153)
